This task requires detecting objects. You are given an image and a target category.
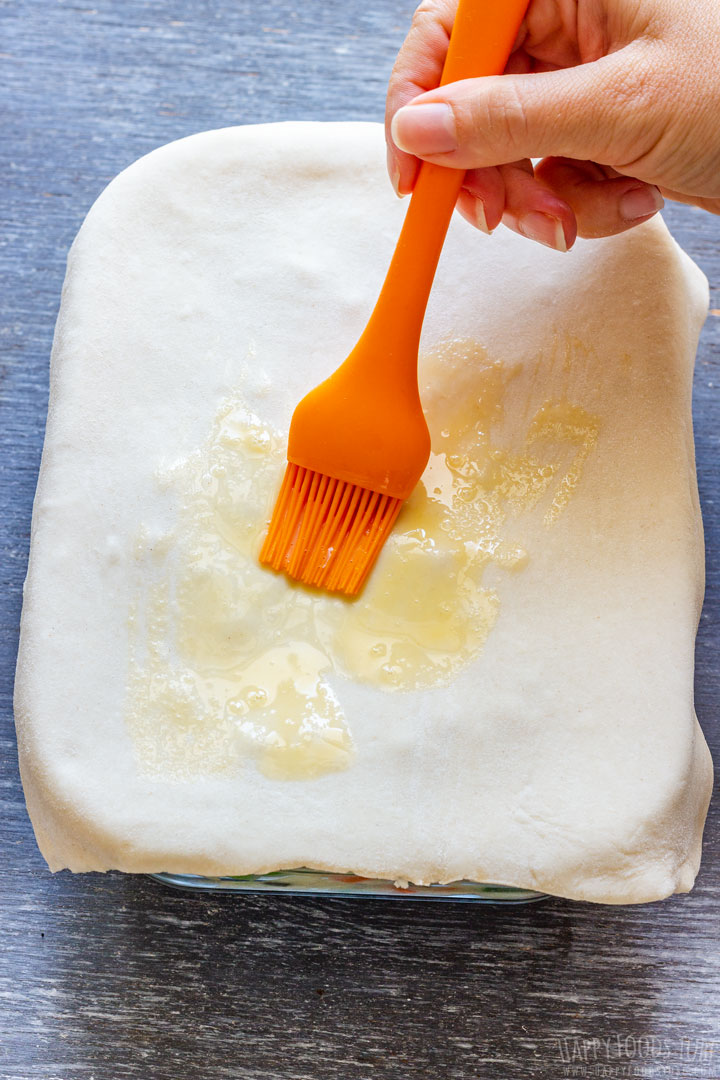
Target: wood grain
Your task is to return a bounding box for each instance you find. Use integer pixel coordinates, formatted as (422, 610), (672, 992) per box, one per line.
(1, 2), (719, 1078)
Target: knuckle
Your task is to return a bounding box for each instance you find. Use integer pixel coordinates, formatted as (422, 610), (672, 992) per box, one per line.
(606, 52), (654, 113)
(410, 0), (455, 34)
(412, 0), (438, 17)
(495, 82), (530, 154)
(461, 80), (529, 161)
(602, 49), (666, 168)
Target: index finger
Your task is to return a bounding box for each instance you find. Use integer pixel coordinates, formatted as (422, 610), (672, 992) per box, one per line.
(385, 0), (458, 195)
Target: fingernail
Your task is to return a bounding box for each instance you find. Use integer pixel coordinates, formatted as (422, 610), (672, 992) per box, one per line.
(619, 185), (664, 221)
(518, 211), (568, 252)
(386, 147), (403, 198)
(475, 199), (491, 234)
(391, 103), (457, 155)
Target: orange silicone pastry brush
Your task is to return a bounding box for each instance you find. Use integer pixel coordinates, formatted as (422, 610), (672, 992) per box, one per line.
(260, 0), (529, 596)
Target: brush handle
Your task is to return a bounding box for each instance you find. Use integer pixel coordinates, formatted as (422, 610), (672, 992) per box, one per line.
(366, 0), (529, 358)
(285, 0), (531, 507)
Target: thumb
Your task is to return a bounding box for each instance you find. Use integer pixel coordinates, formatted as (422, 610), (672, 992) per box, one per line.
(390, 48), (657, 177)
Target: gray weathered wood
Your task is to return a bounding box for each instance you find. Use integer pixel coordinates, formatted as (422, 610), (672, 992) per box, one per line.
(1, 2), (719, 1078)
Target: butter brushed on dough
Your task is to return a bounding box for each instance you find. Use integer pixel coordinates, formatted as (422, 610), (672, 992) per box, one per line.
(14, 122), (713, 903)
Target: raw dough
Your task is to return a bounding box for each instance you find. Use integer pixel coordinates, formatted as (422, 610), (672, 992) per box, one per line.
(14, 122), (713, 902)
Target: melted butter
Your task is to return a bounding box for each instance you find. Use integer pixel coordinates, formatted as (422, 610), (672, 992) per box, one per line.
(126, 339), (599, 780)
(527, 401), (599, 525)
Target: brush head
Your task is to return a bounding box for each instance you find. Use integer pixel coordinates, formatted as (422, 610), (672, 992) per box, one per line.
(259, 463), (403, 596)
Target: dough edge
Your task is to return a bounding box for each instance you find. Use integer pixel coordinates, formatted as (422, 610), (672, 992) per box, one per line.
(14, 121), (714, 905)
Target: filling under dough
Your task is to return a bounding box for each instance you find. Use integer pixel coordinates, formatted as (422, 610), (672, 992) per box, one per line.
(14, 122), (713, 903)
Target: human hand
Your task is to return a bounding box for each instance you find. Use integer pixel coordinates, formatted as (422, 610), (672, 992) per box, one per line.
(386, 0), (720, 250)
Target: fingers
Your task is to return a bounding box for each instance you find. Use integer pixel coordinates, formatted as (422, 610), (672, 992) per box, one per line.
(458, 161), (576, 251)
(498, 163), (576, 251)
(385, 0), (458, 195)
(534, 158), (664, 238)
(386, 0), (720, 237)
(457, 167), (506, 233)
(457, 157), (666, 245)
(390, 47), (659, 177)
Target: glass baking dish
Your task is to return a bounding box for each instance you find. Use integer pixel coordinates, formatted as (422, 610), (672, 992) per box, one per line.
(151, 869), (546, 902)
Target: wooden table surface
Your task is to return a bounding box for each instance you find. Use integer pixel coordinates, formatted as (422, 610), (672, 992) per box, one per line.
(2, 3), (719, 1078)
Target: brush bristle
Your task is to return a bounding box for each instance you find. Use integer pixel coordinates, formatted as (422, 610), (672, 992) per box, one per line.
(259, 463), (403, 595)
